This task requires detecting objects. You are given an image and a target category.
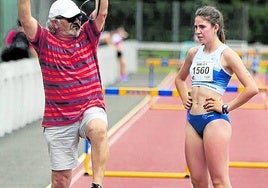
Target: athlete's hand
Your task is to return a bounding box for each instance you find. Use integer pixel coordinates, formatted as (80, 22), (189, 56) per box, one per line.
(183, 96), (192, 110)
(203, 97), (222, 113)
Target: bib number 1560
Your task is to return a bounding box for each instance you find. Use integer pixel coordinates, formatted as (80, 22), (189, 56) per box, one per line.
(192, 66), (209, 74)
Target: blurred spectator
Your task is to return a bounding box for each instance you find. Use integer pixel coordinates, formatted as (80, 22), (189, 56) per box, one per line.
(101, 27), (129, 81)
(1, 20), (37, 62)
(251, 55), (259, 77)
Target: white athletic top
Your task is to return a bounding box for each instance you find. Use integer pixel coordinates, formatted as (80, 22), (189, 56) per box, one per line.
(190, 44), (232, 95)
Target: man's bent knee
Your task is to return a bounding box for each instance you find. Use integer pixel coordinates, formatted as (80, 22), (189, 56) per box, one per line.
(52, 170), (72, 188)
(87, 120), (107, 139)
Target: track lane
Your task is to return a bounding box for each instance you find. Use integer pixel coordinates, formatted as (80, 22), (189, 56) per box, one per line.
(70, 73), (268, 188)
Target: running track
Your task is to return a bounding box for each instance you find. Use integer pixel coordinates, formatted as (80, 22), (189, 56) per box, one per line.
(70, 73), (268, 188)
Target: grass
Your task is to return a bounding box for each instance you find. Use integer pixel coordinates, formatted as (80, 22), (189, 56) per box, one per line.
(138, 66), (177, 74)
(138, 50), (180, 59)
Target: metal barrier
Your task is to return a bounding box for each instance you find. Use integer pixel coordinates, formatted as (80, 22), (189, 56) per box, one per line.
(0, 59), (45, 137)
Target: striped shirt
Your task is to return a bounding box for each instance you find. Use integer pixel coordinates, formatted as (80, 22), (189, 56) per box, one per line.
(31, 20), (105, 127)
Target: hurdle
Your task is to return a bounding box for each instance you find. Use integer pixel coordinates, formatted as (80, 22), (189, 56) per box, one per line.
(84, 169), (190, 179)
(103, 87), (180, 97)
(103, 86), (268, 110)
(83, 152), (268, 178)
(259, 60), (268, 68)
(103, 85), (254, 97)
(145, 57), (268, 87)
(83, 139), (190, 179)
(83, 148), (268, 178)
(84, 139), (91, 175)
(150, 103), (268, 110)
(83, 161), (268, 178)
(229, 161), (268, 169)
(83, 86), (268, 178)
(146, 58), (182, 87)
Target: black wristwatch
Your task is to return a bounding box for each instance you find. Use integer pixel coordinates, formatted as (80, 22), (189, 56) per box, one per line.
(222, 104), (229, 114)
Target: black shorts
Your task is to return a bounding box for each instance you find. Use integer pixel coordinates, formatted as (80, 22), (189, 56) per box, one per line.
(117, 50), (122, 58)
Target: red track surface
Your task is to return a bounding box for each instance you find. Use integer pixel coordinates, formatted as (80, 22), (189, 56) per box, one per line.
(70, 74), (268, 188)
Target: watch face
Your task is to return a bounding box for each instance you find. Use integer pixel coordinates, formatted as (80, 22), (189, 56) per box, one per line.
(222, 104), (228, 114)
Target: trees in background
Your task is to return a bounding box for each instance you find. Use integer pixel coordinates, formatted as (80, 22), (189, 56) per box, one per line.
(77, 0), (268, 44)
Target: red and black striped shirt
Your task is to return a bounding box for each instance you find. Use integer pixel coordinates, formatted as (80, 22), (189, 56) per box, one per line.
(31, 20), (105, 127)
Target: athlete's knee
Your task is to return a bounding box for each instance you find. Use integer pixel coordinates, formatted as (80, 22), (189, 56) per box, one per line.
(191, 181), (209, 188)
(190, 173), (210, 188)
(211, 177), (232, 188)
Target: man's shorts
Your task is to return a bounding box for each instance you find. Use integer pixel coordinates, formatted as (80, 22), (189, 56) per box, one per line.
(43, 107), (108, 171)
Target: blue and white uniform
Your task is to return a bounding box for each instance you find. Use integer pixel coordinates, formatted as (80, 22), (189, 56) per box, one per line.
(190, 44), (232, 95)
(188, 44), (232, 137)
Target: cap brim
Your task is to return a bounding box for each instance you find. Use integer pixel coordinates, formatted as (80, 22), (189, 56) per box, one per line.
(61, 9), (81, 18)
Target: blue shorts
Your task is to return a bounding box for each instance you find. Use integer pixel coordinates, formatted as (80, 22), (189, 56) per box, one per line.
(187, 111), (230, 138)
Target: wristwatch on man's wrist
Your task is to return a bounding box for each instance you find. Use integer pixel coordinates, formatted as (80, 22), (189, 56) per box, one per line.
(222, 104), (229, 114)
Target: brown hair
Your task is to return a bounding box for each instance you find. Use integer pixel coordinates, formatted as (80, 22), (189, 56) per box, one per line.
(195, 6), (226, 43)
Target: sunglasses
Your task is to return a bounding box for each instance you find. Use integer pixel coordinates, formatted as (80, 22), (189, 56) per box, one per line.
(55, 14), (83, 23)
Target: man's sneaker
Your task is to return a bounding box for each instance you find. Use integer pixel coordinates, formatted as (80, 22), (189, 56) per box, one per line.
(91, 183), (102, 188)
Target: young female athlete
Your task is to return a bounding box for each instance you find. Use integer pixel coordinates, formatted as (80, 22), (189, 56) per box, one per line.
(175, 6), (258, 188)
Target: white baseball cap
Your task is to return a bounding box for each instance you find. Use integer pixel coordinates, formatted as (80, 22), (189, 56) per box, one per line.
(48, 0), (81, 19)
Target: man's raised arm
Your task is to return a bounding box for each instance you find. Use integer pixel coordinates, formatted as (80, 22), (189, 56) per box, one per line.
(18, 0), (38, 40)
(92, 0), (108, 31)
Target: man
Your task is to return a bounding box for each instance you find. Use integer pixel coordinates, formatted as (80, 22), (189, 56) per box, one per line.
(18, 0), (109, 188)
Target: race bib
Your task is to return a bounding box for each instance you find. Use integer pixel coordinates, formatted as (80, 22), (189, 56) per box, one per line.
(191, 60), (213, 82)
